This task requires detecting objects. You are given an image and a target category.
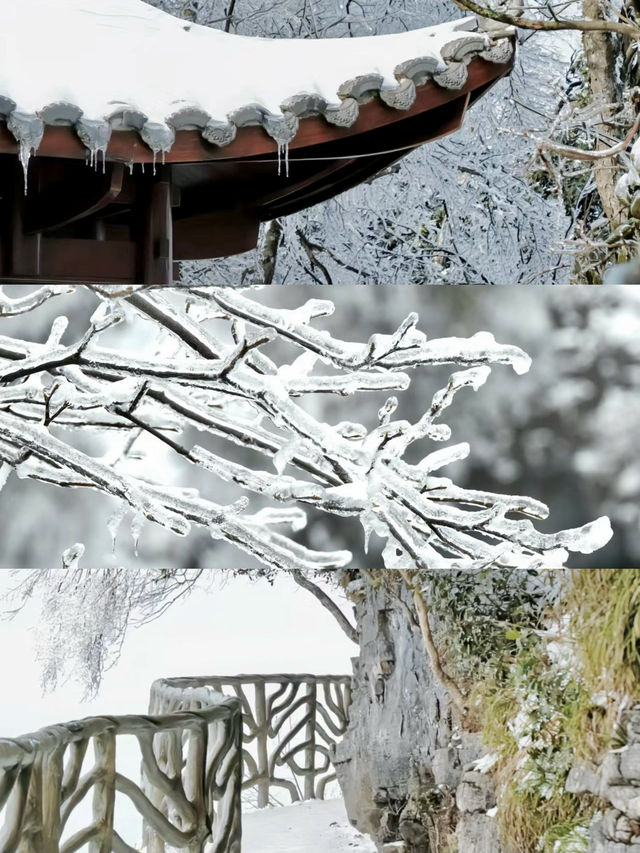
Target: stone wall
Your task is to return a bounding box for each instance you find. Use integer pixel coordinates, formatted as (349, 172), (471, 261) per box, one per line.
(333, 580), (501, 853)
(567, 707), (640, 853)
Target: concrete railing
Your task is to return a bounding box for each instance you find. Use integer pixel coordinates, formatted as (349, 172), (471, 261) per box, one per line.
(0, 697), (242, 853)
(0, 674), (352, 853)
(150, 675), (352, 809)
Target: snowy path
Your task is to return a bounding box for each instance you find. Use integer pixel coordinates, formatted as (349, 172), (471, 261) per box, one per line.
(242, 798), (377, 853)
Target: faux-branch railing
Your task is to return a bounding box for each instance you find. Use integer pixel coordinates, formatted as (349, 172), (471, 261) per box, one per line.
(0, 698), (242, 853)
(150, 675), (352, 809)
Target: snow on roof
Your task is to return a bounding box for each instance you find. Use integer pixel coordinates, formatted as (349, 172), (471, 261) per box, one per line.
(0, 0), (514, 161)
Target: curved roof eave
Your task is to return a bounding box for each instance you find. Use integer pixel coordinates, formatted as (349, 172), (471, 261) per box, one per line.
(0, 0), (515, 163)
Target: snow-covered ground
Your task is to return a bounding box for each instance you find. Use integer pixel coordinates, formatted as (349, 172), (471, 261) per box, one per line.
(243, 799), (377, 853)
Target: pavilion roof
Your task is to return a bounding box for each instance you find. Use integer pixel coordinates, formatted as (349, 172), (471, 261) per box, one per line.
(0, 0), (513, 162)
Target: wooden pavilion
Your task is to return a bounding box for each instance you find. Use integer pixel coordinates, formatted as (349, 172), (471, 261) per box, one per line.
(0, 0), (515, 284)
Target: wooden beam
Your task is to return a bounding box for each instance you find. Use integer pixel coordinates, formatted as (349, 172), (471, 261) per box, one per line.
(173, 210), (259, 259)
(39, 237), (137, 282)
(24, 164), (126, 234)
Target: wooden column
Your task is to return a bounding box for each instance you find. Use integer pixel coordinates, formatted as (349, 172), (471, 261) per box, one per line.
(141, 166), (174, 285)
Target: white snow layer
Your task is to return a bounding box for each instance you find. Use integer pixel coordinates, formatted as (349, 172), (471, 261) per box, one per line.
(243, 799), (377, 853)
(0, 0), (489, 130)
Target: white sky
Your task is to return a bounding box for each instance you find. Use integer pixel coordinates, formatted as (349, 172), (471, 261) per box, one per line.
(0, 571), (355, 738)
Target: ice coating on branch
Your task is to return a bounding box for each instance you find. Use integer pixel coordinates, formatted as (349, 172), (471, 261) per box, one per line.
(0, 285), (73, 317)
(470, 332), (531, 375)
(46, 317), (69, 348)
(61, 542), (85, 569)
(0, 463), (11, 493)
(247, 507), (308, 532)
(419, 443), (471, 472)
(378, 397), (398, 425)
(90, 301), (124, 332)
(336, 422), (368, 440)
(0, 286), (611, 570)
(273, 437), (309, 475)
(278, 351), (318, 381)
(554, 516), (613, 554)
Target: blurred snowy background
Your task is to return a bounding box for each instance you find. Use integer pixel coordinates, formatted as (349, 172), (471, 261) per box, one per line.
(0, 284), (638, 568)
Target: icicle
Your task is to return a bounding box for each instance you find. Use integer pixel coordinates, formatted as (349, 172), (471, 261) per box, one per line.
(275, 142), (290, 178)
(91, 147), (108, 175)
(152, 149), (157, 177)
(130, 512), (145, 556)
(19, 141), (32, 195)
(7, 113), (44, 195)
(361, 512), (374, 553)
(128, 160), (134, 175)
(107, 504), (128, 554)
(76, 119), (112, 174)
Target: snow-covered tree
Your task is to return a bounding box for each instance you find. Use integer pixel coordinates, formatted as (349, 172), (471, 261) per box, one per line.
(0, 284), (612, 569)
(144, 0), (574, 284)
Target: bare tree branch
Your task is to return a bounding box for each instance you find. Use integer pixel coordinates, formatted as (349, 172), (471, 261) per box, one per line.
(290, 570), (358, 643)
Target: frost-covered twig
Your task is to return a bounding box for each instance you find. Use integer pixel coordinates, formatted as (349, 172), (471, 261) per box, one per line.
(0, 285), (73, 317)
(0, 285), (612, 568)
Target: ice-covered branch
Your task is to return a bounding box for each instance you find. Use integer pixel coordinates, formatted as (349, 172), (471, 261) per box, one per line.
(0, 285), (73, 317)
(0, 285), (612, 568)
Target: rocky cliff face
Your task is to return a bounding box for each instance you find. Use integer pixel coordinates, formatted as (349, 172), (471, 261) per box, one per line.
(333, 581), (501, 853)
(567, 707), (640, 853)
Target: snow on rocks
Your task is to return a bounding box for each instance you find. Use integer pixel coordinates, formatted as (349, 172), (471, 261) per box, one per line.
(0, 0), (513, 171)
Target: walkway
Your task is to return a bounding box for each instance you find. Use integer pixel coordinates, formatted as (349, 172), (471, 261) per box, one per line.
(243, 798), (377, 853)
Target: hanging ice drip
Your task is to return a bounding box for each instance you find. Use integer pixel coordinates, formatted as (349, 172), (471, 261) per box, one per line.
(141, 122), (175, 177)
(7, 112), (44, 195)
(265, 112), (298, 179)
(277, 142), (290, 178)
(77, 118), (113, 178)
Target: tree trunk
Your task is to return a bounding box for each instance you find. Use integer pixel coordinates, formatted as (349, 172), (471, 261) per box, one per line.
(259, 219), (283, 283)
(582, 0), (623, 225)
